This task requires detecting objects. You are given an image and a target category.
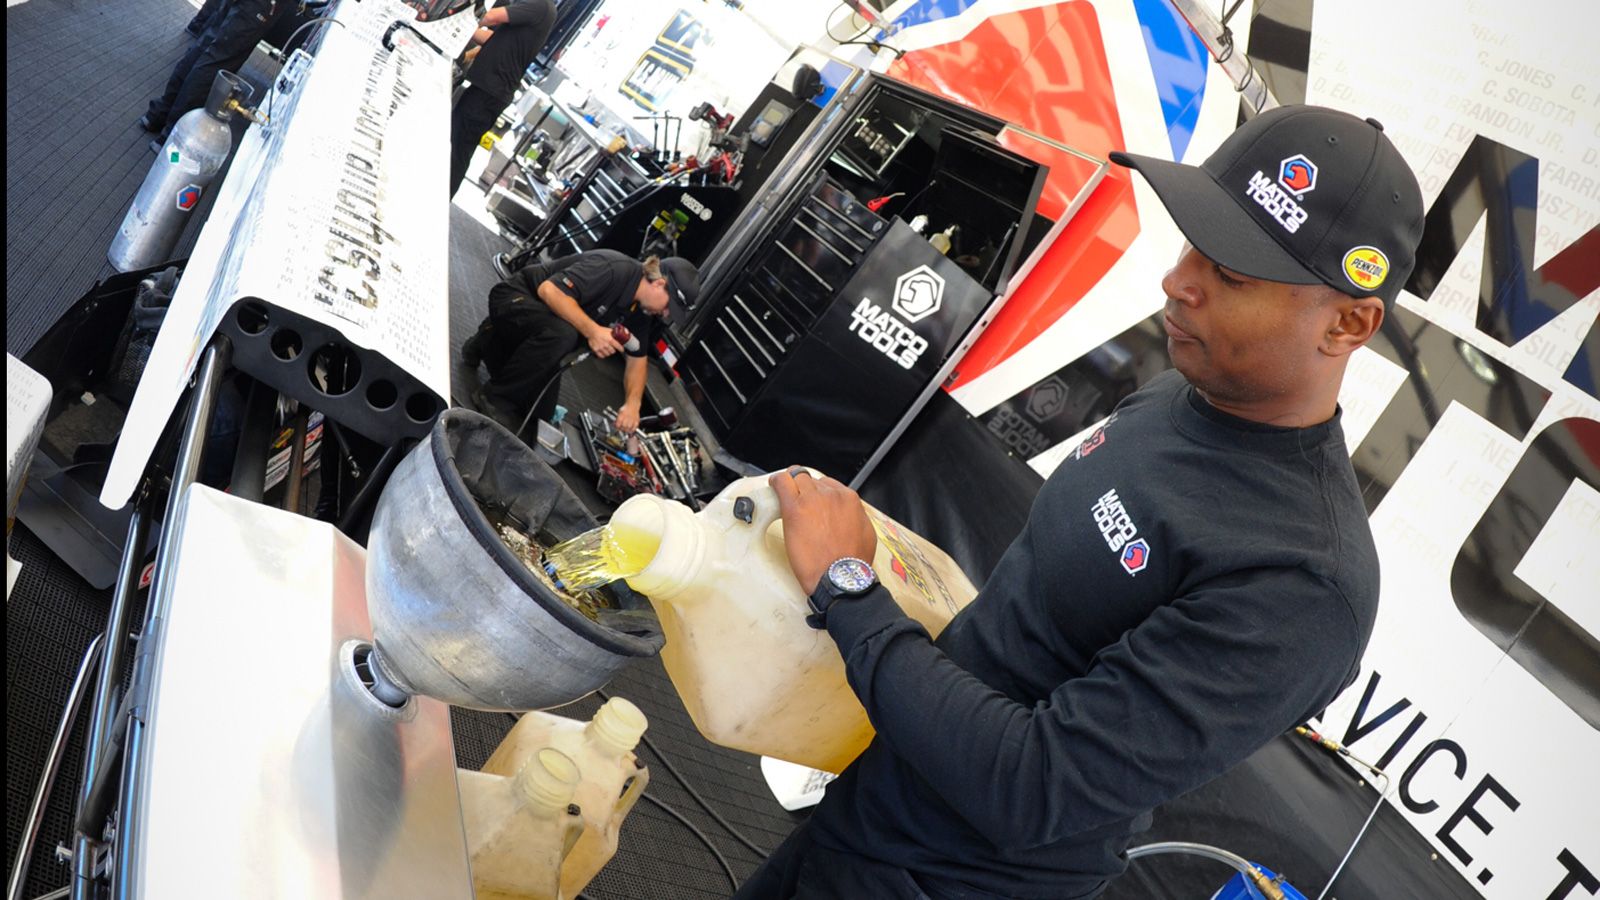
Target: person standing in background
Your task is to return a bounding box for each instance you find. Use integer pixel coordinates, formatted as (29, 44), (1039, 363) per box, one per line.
(448, 0), (557, 198)
(139, 0), (288, 147)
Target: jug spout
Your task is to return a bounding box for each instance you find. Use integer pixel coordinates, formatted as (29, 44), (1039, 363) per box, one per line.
(586, 697), (648, 756)
(614, 495), (706, 601)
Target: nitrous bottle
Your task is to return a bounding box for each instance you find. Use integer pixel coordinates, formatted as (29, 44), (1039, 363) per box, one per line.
(107, 70), (255, 272)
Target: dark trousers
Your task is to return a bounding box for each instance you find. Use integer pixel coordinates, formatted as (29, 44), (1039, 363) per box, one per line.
(469, 283), (583, 428)
(187, 0), (224, 33)
(449, 85), (506, 197)
(734, 822), (936, 900)
(147, 0), (284, 133)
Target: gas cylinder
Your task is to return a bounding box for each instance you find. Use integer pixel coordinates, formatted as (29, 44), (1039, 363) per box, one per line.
(107, 70), (252, 272)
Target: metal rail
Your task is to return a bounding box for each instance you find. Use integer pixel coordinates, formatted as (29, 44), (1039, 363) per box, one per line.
(110, 338), (231, 900)
(70, 497), (152, 900)
(8, 636), (104, 900)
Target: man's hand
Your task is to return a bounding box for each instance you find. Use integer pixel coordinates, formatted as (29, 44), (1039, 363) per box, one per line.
(586, 325), (624, 358)
(463, 45), (481, 62)
(768, 468), (877, 594)
(614, 403), (640, 433)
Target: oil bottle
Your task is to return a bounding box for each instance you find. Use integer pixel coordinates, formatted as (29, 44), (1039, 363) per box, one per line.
(483, 698), (651, 899)
(547, 473), (978, 773)
(457, 748), (585, 900)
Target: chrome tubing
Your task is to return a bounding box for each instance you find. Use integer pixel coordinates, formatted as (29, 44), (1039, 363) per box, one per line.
(9, 635), (104, 900)
(110, 338), (231, 900)
(70, 499), (153, 900)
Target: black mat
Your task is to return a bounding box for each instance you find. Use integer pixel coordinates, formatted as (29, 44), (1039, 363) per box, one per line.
(4, 525), (112, 900)
(4, 0), (278, 359)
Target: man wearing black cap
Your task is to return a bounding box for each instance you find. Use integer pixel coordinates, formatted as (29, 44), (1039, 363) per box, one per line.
(738, 105), (1425, 899)
(463, 250), (699, 433)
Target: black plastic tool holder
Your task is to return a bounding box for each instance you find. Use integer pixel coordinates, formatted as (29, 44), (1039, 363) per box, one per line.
(217, 296), (443, 446)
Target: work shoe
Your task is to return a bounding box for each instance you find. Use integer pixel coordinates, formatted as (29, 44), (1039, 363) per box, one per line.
(138, 114), (163, 134)
(149, 139), (163, 154)
(460, 332), (485, 369)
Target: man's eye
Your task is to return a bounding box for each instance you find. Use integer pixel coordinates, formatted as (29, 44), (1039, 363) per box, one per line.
(1213, 263), (1247, 288)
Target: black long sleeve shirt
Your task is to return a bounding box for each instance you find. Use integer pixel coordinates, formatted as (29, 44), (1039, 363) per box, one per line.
(807, 369), (1380, 899)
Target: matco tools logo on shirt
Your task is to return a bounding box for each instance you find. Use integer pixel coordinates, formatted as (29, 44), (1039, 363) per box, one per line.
(1244, 154), (1317, 234)
(1091, 487), (1150, 575)
(848, 265), (941, 370)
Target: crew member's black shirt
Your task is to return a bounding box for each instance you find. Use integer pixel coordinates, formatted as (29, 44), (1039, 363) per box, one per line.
(468, 0), (556, 103)
(512, 249), (664, 357)
(808, 369), (1380, 898)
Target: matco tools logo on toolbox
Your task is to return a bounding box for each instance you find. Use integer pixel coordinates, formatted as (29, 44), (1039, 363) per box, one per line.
(1244, 154), (1317, 233)
(1091, 487), (1150, 575)
(847, 265), (941, 369)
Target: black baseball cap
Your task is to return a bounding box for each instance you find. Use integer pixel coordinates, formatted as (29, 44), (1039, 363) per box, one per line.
(660, 256), (700, 308)
(1110, 105), (1424, 307)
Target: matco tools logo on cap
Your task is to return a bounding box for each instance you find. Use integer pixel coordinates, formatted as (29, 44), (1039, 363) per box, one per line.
(1244, 153), (1317, 234)
(892, 265), (944, 323)
(1342, 245), (1390, 291)
(1278, 154), (1318, 195)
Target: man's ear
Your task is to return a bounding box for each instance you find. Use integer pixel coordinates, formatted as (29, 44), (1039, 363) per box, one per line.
(1323, 294), (1384, 357)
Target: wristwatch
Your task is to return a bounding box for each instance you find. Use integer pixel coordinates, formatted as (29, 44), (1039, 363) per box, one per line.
(806, 557), (878, 629)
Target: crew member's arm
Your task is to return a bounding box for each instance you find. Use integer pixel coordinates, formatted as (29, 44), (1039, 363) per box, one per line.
(535, 279), (623, 356)
(616, 356), (648, 432)
(480, 1), (545, 29)
(769, 471), (1362, 850)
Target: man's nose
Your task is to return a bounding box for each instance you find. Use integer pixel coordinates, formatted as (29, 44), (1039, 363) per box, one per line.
(1162, 252), (1204, 309)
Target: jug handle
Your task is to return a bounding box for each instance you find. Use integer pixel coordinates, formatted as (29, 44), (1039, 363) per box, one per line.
(614, 766), (649, 821)
(726, 468), (822, 533)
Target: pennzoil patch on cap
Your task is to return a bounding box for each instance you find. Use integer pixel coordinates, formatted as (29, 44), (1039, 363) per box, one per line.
(1342, 246), (1389, 291)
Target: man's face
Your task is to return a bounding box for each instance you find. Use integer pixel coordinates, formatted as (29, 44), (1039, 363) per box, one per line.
(1159, 244), (1334, 408)
(638, 277), (671, 315)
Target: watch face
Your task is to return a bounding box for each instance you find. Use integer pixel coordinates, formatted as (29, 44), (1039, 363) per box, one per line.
(827, 558), (876, 594)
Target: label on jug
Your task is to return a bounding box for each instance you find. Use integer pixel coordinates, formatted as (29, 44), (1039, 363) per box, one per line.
(868, 511), (965, 618)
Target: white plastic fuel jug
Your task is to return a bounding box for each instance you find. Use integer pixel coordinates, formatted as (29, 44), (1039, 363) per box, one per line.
(601, 474), (978, 773)
(483, 698), (650, 899)
(457, 748), (585, 900)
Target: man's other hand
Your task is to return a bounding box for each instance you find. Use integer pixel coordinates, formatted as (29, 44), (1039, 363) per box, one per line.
(586, 325), (624, 358)
(768, 467), (877, 594)
(615, 404), (640, 433)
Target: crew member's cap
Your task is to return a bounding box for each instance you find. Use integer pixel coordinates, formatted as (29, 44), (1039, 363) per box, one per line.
(660, 256), (701, 308)
(1110, 105), (1424, 307)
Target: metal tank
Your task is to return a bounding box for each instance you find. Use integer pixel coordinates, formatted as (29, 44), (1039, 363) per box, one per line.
(364, 409), (664, 711)
(107, 71), (253, 272)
